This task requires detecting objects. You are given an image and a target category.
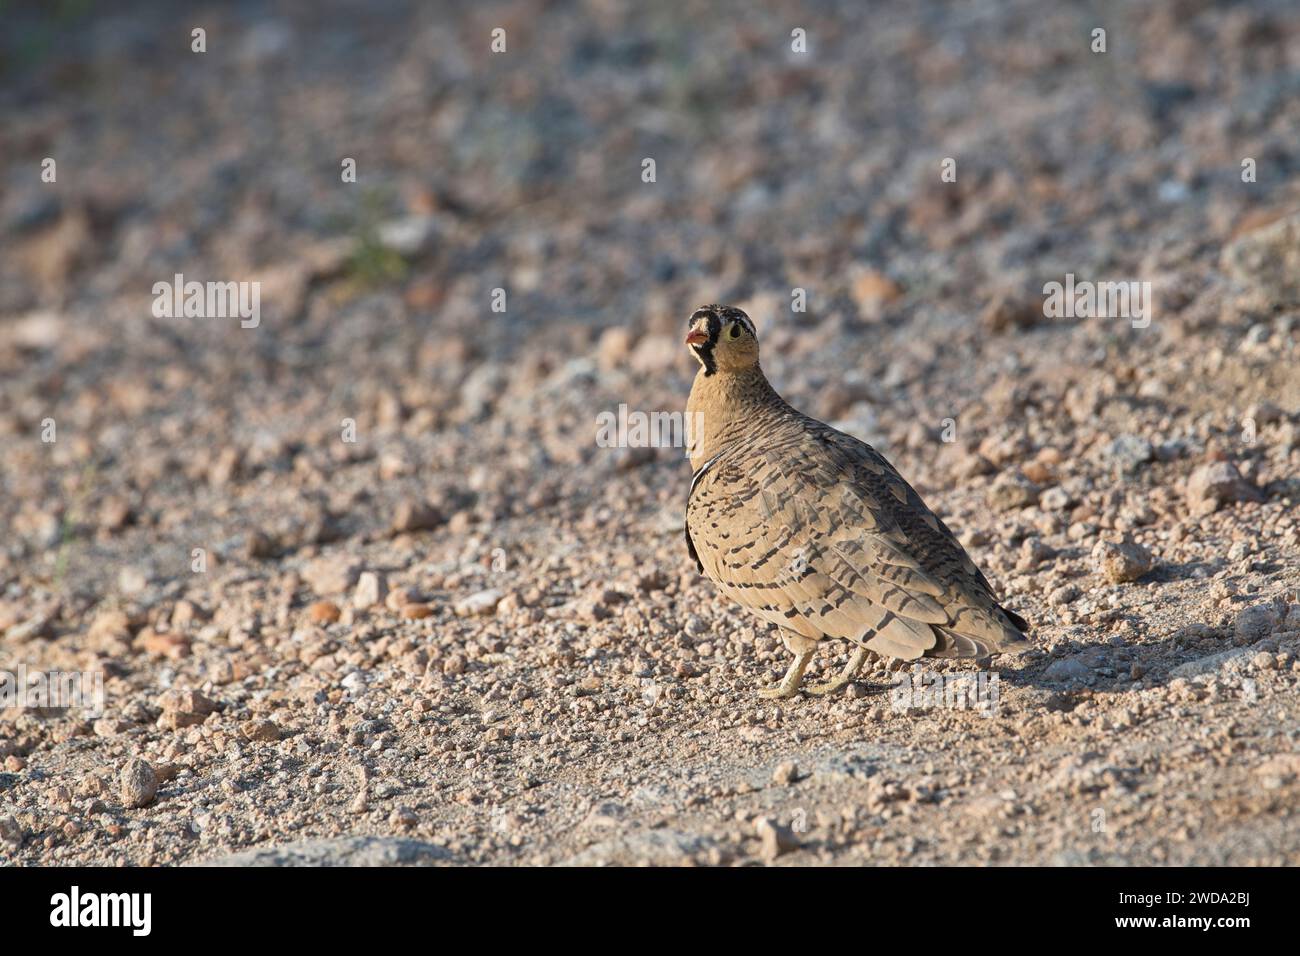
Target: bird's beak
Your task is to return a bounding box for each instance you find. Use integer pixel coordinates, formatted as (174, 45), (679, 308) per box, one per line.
(685, 328), (708, 346)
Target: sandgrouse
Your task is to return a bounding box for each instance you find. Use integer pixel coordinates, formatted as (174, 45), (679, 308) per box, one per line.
(683, 305), (1031, 698)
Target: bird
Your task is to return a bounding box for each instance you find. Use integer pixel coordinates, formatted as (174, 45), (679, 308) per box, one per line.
(682, 304), (1031, 698)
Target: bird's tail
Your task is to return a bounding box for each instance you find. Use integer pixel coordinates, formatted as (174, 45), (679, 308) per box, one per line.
(927, 604), (1031, 659)
(1000, 605), (1031, 635)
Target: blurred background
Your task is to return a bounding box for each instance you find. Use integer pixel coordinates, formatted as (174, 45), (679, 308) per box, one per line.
(2, 0), (1299, 591)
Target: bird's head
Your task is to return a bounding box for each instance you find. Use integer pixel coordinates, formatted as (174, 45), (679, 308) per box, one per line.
(684, 304), (758, 376)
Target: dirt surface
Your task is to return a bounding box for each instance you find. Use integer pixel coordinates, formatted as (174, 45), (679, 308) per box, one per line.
(2, 0), (1299, 866)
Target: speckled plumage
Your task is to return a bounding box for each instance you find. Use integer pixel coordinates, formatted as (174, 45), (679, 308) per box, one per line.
(682, 305), (1030, 697)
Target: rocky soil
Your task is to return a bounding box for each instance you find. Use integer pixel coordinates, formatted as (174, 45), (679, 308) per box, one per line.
(2, 0), (1299, 866)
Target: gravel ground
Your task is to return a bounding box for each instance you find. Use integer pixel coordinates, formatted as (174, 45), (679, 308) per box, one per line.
(2, 0), (1299, 866)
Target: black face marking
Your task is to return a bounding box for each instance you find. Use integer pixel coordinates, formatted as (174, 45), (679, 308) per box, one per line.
(688, 306), (723, 376)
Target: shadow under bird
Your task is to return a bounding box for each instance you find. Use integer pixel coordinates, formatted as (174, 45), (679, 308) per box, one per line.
(682, 305), (1032, 698)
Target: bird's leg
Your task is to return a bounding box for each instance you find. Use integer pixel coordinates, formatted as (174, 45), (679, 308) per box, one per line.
(806, 645), (871, 696)
(758, 632), (817, 699)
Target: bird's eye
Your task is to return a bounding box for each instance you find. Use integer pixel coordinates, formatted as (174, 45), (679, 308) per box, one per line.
(728, 323), (741, 339)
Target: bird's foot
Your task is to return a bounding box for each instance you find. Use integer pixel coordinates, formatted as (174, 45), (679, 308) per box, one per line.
(804, 646), (870, 697)
(756, 648), (814, 700)
(804, 676), (852, 697)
